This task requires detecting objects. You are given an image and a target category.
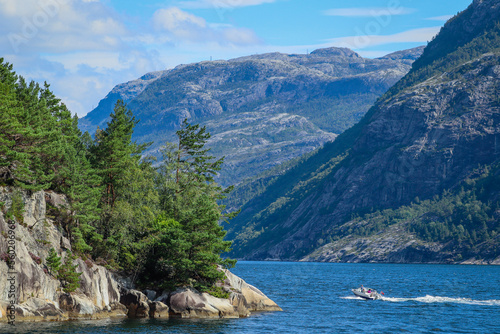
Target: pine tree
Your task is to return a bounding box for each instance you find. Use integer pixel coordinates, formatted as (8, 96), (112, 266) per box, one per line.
(154, 119), (237, 289)
(45, 247), (61, 276)
(158, 119), (228, 220)
(91, 100), (148, 209)
(57, 251), (82, 294)
(59, 115), (103, 254)
(14, 77), (58, 189)
(0, 60), (36, 186)
(88, 100), (155, 265)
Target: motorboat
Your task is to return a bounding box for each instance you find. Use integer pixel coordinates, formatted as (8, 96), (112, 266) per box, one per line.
(352, 287), (382, 300)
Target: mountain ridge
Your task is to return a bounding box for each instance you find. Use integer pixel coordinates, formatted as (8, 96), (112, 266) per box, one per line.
(226, 0), (500, 263)
(80, 46), (423, 186)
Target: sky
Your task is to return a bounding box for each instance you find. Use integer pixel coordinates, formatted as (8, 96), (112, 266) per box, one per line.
(0, 0), (473, 117)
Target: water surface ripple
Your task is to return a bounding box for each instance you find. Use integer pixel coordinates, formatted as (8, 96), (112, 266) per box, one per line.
(2, 262), (499, 333)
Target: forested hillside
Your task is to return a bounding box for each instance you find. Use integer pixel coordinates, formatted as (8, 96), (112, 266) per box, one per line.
(0, 59), (235, 292)
(226, 0), (500, 264)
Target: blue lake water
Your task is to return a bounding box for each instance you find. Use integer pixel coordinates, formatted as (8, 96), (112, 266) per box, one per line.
(2, 261), (500, 333)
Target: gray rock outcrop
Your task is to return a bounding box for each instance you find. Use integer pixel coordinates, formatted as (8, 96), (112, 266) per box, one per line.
(165, 288), (241, 318)
(220, 269), (282, 313)
(153, 269), (282, 319)
(120, 289), (150, 318)
(0, 186), (281, 322)
(0, 187), (127, 322)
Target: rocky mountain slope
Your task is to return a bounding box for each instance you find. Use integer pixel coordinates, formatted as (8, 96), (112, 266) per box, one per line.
(226, 0), (500, 263)
(79, 47), (423, 186)
(0, 187), (280, 322)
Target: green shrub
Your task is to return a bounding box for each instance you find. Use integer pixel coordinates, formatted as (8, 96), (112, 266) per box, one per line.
(57, 251), (82, 293)
(45, 247), (61, 276)
(7, 190), (24, 224)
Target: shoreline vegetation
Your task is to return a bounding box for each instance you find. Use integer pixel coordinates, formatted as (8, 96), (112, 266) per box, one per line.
(0, 53), (237, 288)
(0, 58), (280, 323)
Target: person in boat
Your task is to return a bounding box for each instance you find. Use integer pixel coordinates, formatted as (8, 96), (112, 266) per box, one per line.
(360, 285), (364, 292)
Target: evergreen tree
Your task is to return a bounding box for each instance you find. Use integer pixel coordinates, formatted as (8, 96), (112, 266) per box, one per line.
(88, 100), (155, 267)
(59, 115), (103, 255)
(91, 100), (148, 210)
(57, 251), (82, 294)
(153, 119), (237, 289)
(45, 248), (61, 276)
(0, 81), (33, 185)
(0, 60), (37, 187)
(14, 77), (58, 189)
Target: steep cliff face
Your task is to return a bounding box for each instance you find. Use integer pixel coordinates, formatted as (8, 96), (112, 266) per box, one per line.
(227, 0), (500, 262)
(0, 188), (126, 322)
(79, 47), (423, 186)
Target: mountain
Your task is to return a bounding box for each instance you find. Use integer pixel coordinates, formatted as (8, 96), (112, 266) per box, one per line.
(79, 47), (423, 186)
(226, 0), (500, 264)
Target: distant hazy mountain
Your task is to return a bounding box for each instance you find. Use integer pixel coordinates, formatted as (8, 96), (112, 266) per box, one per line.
(226, 0), (500, 264)
(80, 46), (423, 186)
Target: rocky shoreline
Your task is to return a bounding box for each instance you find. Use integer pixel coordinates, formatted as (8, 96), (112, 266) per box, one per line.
(0, 187), (281, 323)
(301, 222), (500, 265)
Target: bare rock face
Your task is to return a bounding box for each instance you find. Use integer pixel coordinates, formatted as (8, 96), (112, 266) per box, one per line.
(77, 258), (121, 311)
(0, 188), (46, 229)
(234, 53), (500, 261)
(226, 0), (500, 263)
(80, 47), (424, 187)
(59, 293), (96, 317)
(0, 187), (127, 323)
(166, 288), (240, 319)
(13, 298), (65, 322)
(120, 289), (150, 318)
(148, 301), (169, 318)
(152, 269), (281, 319)
(220, 269), (282, 313)
(0, 186), (281, 322)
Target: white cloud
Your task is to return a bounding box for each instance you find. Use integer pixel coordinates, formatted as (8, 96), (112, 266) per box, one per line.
(425, 15), (453, 21)
(44, 52), (133, 72)
(324, 7), (416, 17)
(328, 27), (440, 50)
(0, 0), (263, 117)
(153, 7), (206, 31)
(152, 7), (261, 45)
(0, 0), (128, 54)
(178, 0), (277, 9)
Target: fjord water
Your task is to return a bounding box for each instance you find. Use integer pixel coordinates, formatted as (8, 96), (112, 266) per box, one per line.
(4, 262), (500, 334)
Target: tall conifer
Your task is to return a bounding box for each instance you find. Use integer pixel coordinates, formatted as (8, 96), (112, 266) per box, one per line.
(154, 119), (236, 288)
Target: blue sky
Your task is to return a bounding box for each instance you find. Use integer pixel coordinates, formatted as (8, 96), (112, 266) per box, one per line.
(0, 0), (472, 117)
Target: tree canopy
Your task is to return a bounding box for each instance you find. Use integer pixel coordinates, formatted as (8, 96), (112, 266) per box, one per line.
(0, 58), (237, 293)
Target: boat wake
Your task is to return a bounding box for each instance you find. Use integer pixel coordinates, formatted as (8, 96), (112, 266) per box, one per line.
(342, 295), (500, 305)
(381, 295), (500, 306)
(341, 296), (365, 300)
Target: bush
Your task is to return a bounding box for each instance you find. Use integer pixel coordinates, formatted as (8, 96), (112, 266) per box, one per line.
(29, 251), (42, 265)
(7, 190), (24, 224)
(0, 252), (12, 265)
(45, 247), (61, 275)
(200, 286), (230, 299)
(57, 251), (82, 293)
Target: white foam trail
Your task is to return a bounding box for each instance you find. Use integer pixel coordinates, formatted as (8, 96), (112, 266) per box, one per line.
(341, 296), (365, 300)
(380, 295), (500, 306)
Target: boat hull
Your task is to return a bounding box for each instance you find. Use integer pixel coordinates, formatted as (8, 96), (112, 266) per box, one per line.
(352, 288), (381, 300)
